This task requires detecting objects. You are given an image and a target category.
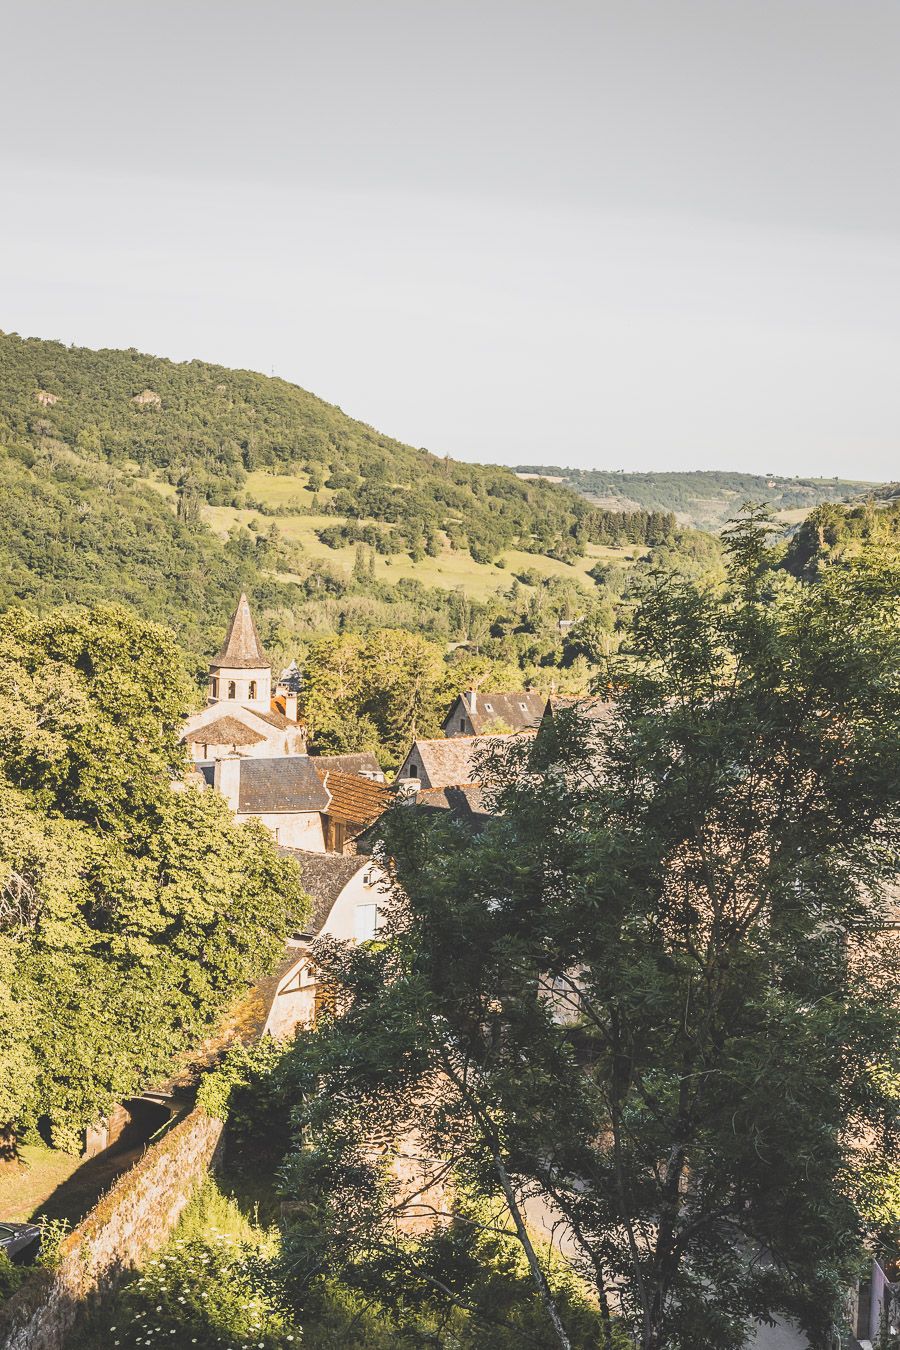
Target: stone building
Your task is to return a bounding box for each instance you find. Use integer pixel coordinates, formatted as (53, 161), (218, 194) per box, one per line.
(181, 594), (306, 762)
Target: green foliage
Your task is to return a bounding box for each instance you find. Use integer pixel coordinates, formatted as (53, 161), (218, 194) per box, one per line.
(0, 330), (669, 580)
(0, 605), (306, 1149)
(0, 1251), (26, 1302)
(782, 497), (900, 579)
(283, 521), (900, 1350)
(520, 464), (878, 530)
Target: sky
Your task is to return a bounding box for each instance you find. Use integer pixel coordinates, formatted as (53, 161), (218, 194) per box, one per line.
(2, 0), (899, 480)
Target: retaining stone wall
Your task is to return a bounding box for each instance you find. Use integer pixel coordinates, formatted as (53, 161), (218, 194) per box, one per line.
(0, 1107), (223, 1350)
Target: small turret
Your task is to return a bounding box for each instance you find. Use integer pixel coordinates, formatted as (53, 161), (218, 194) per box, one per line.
(208, 594), (271, 711)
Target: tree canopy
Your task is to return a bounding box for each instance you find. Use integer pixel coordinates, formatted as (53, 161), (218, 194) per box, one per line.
(0, 604), (306, 1152)
(278, 517), (900, 1349)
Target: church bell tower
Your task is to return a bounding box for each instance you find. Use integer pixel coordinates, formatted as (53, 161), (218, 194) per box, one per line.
(208, 594), (272, 711)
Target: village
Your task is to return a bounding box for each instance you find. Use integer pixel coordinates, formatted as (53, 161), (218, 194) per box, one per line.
(180, 593), (588, 1037)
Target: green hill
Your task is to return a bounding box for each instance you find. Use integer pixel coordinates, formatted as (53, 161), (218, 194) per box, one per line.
(515, 466), (879, 531)
(0, 331), (672, 568)
(0, 331), (675, 671)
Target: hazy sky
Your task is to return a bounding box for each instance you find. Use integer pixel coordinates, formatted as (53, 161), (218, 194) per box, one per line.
(3, 1), (899, 479)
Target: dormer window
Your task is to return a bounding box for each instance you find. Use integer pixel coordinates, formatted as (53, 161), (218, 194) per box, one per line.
(485, 702), (493, 712)
(519, 702), (527, 711)
(248, 680), (257, 700)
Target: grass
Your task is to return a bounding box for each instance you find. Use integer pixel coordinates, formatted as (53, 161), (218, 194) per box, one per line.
(136, 461), (641, 599)
(0, 1144), (82, 1222)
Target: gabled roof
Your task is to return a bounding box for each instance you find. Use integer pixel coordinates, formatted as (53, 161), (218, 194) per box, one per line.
(315, 769), (391, 826)
(312, 752), (384, 780)
(542, 695), (615, 725)
(280, 849), (371, 933)
(402, 733), (534, 788)
(413, 785), (491, 831)
(213, 594), (270, 670)
(450, 690), (545, 735)
(183, 715), (265, 748)
(237, 757), (331, 814)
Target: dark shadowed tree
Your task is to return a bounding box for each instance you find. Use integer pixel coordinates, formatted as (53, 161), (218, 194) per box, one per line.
(278, 516), (900, 1350)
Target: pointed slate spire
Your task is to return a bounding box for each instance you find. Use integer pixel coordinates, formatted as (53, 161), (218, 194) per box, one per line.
(213, 594), (270, 669)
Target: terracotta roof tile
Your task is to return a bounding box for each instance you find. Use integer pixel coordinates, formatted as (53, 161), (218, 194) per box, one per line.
(315, 769), (391, 825)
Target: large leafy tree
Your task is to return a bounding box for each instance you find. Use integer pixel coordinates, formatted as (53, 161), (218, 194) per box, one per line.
(0, 604), (306, 1152)
(280, 518), (900, 1350)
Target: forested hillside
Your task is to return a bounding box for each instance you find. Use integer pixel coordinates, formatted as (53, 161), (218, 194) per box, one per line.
(516, 465), (876, 530)
(0, 331), (711, 693)
(0, 332), (671, 566)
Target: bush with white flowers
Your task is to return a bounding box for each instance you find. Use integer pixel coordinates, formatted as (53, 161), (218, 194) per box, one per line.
(105, 1232), (301, 1349)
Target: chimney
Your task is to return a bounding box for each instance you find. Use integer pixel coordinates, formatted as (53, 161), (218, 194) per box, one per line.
(284, 691), (298, 722)
(466, 688), (477, 714)
(213, 755), (241, 811)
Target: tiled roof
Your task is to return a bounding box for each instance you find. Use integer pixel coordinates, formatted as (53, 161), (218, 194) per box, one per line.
(252, 707), (293, 730)
(237, 757), (332, 814)
(413, 785), (491, 830)
(402, 733), (535, 788)
(544, 695), (614, 721)
(280, 849), (370, 933)
(278, 659), (303, 692)
(312, 752), (384, 780)
(315, 769), (391, 825)
(452, 690), (545, 735)
(213, 594), (270, 670)
(182, 715), (265, 748)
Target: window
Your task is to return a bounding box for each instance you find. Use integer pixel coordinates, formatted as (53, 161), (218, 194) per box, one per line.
(459, 718), (466, 731)
(227, 680), (236, 699)
(519, 702), (527, 711)
(485, 702), (493, 712)
(354, 903), (378, 943)
(210, 678), (219, 699)
(408, 761), (419, 778)
(248, 680), (257, 699)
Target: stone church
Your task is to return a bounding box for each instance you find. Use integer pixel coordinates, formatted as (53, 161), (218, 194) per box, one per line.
(181, 593), (307, 762)
(181, 596), (389, 852)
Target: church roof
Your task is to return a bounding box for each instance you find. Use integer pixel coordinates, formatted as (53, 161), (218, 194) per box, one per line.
(237, 757), (332, 814)
(213, 594), (270, 670)
(183, 715), (265, 748)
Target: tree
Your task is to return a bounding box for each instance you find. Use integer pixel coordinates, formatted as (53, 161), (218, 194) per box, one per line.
(280, 519), (900, 1350)
(0, 604), (306, 1152)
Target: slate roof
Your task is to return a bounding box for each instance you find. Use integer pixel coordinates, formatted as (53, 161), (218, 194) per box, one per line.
(315, 769), (391, 825)
(280, 849), (370, 933)
(237, 757), (332, 814)
(450, 690), (545, 735)
(252, 707), (293, 730)
(312, 752), (384, 780)
(213, 594), (270, 669)
(183, 715), (265, 748)
(543, 695), (615, 724)
(413, 785), (491, 830)
(401, 733), (535, 789)
(277, 660), (303, 693)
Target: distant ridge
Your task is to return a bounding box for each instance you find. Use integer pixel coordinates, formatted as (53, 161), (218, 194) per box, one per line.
(515, 466), (880, 532)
